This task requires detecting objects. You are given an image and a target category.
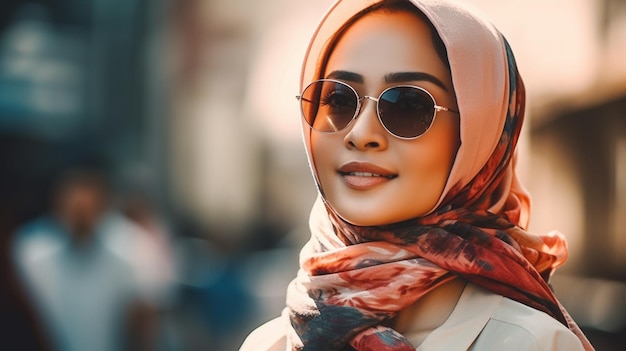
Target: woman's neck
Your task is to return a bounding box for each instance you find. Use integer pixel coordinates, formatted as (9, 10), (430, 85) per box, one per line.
(391, 277), (467, 347)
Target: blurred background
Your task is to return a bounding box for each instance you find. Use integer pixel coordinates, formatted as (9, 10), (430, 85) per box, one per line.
(0, 0), (624, 350)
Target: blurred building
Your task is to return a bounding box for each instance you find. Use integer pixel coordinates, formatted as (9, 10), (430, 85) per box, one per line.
(1, 0), (625, 350)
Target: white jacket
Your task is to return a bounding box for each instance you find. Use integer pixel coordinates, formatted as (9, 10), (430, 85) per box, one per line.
(240, 283), (585, 351)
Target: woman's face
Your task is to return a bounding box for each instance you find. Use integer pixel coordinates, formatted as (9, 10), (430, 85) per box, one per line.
(311, 10), (460, 226)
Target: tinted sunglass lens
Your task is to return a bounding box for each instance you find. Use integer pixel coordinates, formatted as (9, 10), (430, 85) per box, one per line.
(301, 81), (357, 133)
(379, 87), (435, 138)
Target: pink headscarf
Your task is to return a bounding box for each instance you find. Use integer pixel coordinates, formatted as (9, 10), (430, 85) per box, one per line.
(285, 0), (594, 350)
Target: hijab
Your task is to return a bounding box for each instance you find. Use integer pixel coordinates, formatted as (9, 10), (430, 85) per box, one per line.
(286, 0), (594, 350)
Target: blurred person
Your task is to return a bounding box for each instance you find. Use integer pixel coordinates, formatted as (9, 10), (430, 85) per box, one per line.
(241, 0), (593, 350)
(115, 172), (179, 349)
(0, 187), (51, 351)
(12, 167), (160, 351)
(115, 166), (177, 310)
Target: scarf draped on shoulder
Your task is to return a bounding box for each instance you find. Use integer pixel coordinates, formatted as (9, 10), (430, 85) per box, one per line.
(286, 0), (594, 350)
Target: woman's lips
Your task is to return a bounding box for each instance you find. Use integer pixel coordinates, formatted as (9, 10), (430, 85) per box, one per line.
(338, 162), (397, 190)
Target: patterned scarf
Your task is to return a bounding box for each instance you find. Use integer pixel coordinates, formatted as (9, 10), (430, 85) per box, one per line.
(286, 1), (594, 350)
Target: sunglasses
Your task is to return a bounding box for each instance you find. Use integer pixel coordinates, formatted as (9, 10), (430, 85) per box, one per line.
(296, 79), (459, 139)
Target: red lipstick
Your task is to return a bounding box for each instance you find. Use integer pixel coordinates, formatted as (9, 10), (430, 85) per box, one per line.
(338, 162), (397, 190)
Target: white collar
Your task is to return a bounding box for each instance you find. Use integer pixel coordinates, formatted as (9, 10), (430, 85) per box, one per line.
(417, 283), (503, 350)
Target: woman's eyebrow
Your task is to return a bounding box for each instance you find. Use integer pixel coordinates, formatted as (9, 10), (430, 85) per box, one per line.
(325, 70), (448, 91)
(325, 70), (364, 83)
(385, 72), (448, 91)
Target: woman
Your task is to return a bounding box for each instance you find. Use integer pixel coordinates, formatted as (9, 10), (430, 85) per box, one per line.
(241, 0), (594, 350)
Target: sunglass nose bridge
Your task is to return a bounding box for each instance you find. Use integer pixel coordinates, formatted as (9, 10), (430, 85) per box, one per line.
(358, 95), (379, 114)
(356, 95), (380, 120)
(360, 95), (379, 103)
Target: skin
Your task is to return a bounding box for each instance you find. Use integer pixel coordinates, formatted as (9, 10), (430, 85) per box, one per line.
(311, 10), (460, 226)
(55, 179), (107, 244)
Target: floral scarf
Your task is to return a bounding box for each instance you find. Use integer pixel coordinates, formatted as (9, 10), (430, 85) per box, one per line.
(286, 0), (594, 350)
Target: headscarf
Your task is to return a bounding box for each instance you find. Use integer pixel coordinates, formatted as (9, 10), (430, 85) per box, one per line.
(285, 0), (594, 350)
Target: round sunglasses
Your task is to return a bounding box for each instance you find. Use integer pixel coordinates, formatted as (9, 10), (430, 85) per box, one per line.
(296, 79), (459, 139)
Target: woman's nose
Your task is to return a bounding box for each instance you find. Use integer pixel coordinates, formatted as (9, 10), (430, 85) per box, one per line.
(343, 98), (389, 151)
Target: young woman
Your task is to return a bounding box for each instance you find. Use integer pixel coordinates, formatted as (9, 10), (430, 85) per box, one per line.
(241, 0), (594, 350)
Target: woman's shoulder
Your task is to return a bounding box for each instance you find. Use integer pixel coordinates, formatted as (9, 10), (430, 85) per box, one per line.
(472, 292), (585, 350)
(239, 316), (287, 351)
(419, 283), (585, 351)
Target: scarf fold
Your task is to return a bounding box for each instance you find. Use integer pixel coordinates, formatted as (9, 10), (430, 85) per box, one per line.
(286, 1), (594, 350)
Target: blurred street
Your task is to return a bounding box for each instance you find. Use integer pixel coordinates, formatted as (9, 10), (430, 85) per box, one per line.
(1, 0), (625, 350)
